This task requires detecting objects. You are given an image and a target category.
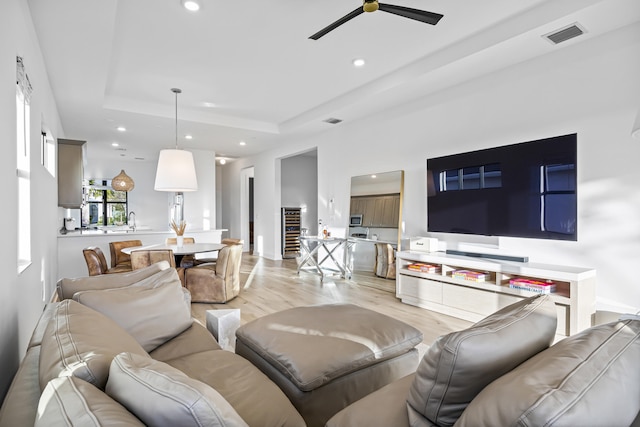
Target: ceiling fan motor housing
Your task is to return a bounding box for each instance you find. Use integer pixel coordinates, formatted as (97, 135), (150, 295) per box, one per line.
(363, 0), (379, 13)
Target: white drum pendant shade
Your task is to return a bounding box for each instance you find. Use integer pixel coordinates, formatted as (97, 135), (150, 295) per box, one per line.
(154, 149), (198, 192)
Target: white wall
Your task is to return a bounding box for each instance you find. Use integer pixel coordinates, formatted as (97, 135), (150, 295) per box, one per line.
(281, 153), (318, 238)
(0, 0), (63, 400)
(82, 149), (216, 232)
(222, 23), (640, 314)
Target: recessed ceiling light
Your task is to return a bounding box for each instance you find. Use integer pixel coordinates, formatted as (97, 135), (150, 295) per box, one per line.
(202, 102), (216, 108)
(117, 126), (126, 132)
(352, 58), (366, 67)
(239, 141), (246, 146)
(219, 158), (226, 165)
(181, 0), (200, 12)
(112, 142), (119, 147)
(185, 135), (193, 140)
(371, 174), (377, 179)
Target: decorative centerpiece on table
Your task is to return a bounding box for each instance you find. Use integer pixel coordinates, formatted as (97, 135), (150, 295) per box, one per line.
(171, 220), (187, 247)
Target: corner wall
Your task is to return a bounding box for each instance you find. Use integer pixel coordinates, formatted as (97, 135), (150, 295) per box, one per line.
(0, 0), (63, 401)
(222, 22), (640, 314)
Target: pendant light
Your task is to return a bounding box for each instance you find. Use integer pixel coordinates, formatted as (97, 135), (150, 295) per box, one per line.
(154, 88), (198, 225)
(154, 88), (198, 192)
(111, 169), (135, 191)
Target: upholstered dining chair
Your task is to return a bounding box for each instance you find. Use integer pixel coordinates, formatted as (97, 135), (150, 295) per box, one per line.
(83, 246), (124, 276)
(130, 249), (185, 286)
(108, 240), (142, 271)
(185, 244), (243, 303)
(374, 243), (396, 280)
(165, 237), (195, 245)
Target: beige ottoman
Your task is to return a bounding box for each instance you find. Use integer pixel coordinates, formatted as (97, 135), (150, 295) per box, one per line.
(235, 304), (423, 427)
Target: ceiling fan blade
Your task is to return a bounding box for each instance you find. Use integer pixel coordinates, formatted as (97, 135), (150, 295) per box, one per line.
(309, 7), (364, 40)
(378, 3), (443, 25)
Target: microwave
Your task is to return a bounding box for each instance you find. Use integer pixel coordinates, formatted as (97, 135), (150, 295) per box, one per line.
(349, 214), (363, 227)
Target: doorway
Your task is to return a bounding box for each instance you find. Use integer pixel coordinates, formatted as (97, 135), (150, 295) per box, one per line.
(240, 167), (254, 255)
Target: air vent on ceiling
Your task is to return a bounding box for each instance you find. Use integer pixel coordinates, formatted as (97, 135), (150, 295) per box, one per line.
(544, 23), (586, 45)
(323, 117), (343, 125)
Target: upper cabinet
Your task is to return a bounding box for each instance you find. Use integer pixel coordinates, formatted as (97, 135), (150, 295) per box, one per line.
(350, 194), (400, 228)
(57, 139), (86, 208)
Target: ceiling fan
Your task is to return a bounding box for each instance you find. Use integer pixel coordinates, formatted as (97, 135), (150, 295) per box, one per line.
(309, 0), (443, 40)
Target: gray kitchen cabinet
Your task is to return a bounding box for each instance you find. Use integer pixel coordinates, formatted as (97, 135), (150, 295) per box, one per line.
(57, 139), (86, 208)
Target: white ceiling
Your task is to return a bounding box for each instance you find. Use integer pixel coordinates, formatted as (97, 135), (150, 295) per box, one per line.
(26, 0), (640, 163)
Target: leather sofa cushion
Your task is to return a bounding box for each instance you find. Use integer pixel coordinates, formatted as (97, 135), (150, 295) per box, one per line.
(39, 300), (149, 391)
(149, 320), (221, 362)
(106, 352), (248, 427)
(35, 376), (144, 426)
(73, 268), (193, 352)
(326, 374), (417, 427)
(456, 319), (640, 427)
(0, 346), (42, 427)
(407, 294), (557, 427)
(166, 349), (306, 427)
(235, 303), (423, 391)
(56, 261), (169, 300)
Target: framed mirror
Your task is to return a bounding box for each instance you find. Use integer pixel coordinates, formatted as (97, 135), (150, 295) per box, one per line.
(348, 170), (403, 287)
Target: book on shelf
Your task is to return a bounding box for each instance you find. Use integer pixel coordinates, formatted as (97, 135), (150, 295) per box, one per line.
(508, 278), (556, 293)
(407, 263), (440, 273)
(452, 269), (487, 282)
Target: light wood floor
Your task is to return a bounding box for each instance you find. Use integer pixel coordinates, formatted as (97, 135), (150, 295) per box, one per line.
(191, 253), (472, 346)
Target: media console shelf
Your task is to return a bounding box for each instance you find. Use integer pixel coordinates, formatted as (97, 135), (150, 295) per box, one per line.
(396, 251), (596, 336)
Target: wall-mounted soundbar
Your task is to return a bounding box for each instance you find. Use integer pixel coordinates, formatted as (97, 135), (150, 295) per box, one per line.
(445, 249), (529, 263)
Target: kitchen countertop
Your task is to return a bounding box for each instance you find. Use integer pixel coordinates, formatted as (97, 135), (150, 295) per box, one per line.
(348, 236), (398, 246)
(58, 228), (227, 238)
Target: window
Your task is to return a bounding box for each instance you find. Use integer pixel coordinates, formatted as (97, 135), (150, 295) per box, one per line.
(41, 130), (56, 177)
(17, 56), (32, 273)
(540, 163), (576, 235)
(83, 180), (129, 226)
(439, 163), (502, 191)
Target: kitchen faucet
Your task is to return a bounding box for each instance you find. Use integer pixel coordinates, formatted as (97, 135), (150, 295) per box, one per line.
(128, 211), (136, 231)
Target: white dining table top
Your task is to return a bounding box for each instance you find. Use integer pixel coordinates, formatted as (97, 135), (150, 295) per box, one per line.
(121, 242), (225, 256)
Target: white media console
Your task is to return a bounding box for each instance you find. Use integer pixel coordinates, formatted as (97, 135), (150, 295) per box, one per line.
(396, 251), (596, 336)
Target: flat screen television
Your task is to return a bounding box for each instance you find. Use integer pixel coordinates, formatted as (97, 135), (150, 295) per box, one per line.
(427, 133), (577, 241)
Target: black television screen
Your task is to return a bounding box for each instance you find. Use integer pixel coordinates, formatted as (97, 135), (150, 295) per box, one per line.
(427, 133), (577, 241)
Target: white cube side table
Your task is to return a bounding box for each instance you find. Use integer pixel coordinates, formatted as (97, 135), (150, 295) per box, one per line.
(206, 309), (241, 352)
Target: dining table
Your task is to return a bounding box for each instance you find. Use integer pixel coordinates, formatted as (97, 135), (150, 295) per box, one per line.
(121, 242), (226, 266)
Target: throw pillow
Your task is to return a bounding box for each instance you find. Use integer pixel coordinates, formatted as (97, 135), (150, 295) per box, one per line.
(39, 300), (149, 391)
(407, 294), (557, 427)
(56, 260), (170, 300)
(36, 376), (145, 426)
(106, 352), (248, 427)
(455, 319), (640, 427)
(73, 268), (193, 352)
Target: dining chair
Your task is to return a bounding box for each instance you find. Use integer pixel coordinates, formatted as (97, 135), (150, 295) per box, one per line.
(83, 246), (128, 276)
(165, 237), (195, 245)
(130, 249), (184, 286)
(374, 243), (396, 279)
(108, 240), (142, 270)
(185, 244), (243, 303)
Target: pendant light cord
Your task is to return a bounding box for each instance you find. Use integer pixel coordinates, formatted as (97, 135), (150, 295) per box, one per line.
(171, 88), (182, 150)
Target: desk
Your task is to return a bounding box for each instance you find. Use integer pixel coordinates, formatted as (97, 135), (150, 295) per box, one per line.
(122, 243), (225, 266)
(297, 237), (354, 281)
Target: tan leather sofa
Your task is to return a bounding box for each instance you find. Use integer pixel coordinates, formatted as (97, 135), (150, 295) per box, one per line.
(0, 263), (305, 427)
(327, 295), (640, 427)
